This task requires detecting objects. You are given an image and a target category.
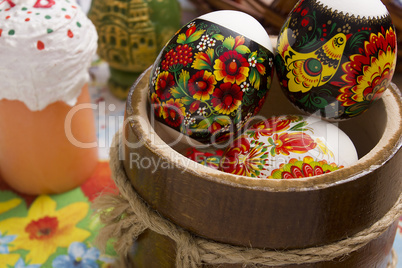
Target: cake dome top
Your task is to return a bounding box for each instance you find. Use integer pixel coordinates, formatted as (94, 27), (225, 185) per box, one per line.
(0, 0), (97, 110)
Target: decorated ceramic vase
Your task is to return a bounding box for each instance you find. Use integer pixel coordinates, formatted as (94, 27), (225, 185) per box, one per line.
(88, 0), (181, 99)
(219, 115), (358, 179)
(275, 0), (397, 120)
(149, 11), (275, 144)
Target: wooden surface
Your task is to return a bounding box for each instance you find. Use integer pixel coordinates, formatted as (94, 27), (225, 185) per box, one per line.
(122, 68), (402, 249)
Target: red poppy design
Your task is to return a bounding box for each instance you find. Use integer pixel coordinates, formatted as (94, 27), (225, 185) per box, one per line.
(211, 82), (243, 115)
(186, 25), (196, 37)
(208, 122), (222, 134)
(162, 99), (185, 127)
(186, 148), (224, 170)
(188, 70), (216, 101)
(271, 132), (316, 156)
(155, 71), (175, 101)
(214, 50), (249, 85)
(271, 157), (341, 179)
(220, 137), (269, 177)
(293, 0), (305, 13)
(301, 18), (309, 27)
(220, 137), (250, 175)
(188, 100), (201, 113)
(338, 27), (396, 115)
(249, 116), (293, 139)
(234, 36), (246, 49)
(150, 93), (163, 118)
(281, 163), (326, 179)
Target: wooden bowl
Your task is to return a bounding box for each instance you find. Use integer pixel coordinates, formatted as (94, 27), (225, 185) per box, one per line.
(122, 67), (401, 252)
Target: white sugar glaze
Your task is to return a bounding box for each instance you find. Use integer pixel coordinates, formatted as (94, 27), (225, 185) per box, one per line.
(0, 0), (97, 111)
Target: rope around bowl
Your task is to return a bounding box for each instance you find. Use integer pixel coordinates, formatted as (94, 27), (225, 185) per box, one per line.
(93, 130), (401, 267)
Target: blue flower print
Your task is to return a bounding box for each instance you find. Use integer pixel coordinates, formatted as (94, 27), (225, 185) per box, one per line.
(15, 258), (41, 268)
(52, 242), (100, 268)
(0, 231), (16, 254)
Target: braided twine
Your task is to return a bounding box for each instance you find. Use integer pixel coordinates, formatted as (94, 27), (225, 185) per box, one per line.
(93, 131), (401, 267)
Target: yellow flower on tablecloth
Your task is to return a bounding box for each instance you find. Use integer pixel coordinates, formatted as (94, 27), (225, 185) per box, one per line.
(0, 253), (19, 267)
(0, 195), (90, 264)
(0, 198), (22, 214)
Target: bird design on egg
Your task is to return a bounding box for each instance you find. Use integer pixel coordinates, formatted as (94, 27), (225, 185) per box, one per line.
(277, 24), (349, 93)
(275, 0), (397, 120)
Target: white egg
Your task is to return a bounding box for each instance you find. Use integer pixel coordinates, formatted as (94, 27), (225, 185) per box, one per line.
(219, 115), (358, 179)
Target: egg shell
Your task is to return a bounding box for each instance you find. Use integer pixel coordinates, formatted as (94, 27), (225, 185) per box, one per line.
(219, 115), (358, 179)
(149, 10), (275, 144)
(274, 0), (397, 120)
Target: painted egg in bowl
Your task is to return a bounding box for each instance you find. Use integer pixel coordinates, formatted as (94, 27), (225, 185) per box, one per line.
(274, 0), (397, 120)
(149, 10), (275, 145)
(219, 115), (358, 179)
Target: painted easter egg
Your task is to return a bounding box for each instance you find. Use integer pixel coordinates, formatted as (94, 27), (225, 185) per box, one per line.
(149, 10), (275, 144)
(185, 147), (224, 170)
(219, 115), (358, 179)
(275, 0), (397, 120)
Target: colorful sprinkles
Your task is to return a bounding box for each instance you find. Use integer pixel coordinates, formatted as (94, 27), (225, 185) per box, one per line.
(0, 0), (85, 51)
(67, 29), (73, 38)
(37, 40), (44, 50)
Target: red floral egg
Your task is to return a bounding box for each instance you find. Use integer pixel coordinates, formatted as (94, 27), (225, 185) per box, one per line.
(184, 147), (224, 170)
(149, 11), (275, 144)
(219, 115), (358, 179)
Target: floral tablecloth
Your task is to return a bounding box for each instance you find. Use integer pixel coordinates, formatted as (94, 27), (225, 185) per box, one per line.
(0, 162), (117, 268)
(0, 57), (401, 268)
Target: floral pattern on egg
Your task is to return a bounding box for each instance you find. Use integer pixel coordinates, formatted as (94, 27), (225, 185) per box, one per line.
(185, 147), (224, 170)
(219, 115), (357, 179)
(274, 0), (397, 120)
(270, 156), (343, 179)
(149, 19), (274, 144)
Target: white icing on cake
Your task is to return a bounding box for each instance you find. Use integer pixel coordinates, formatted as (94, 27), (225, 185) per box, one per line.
(0, 0), (98, 111)
(317, 0), (389, 19)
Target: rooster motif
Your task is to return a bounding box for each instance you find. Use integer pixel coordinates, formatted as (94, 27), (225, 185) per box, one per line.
(277, 26), (349, 93)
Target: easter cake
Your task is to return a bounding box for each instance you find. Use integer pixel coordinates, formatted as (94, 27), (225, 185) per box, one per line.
(0, 0), (98, 194)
